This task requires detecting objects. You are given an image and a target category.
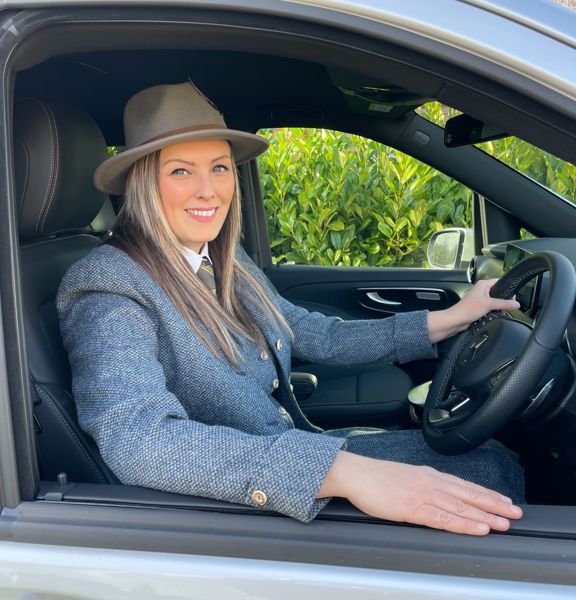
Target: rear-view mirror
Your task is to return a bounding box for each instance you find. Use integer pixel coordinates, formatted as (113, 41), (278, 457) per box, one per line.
(444, 114), (508, 148)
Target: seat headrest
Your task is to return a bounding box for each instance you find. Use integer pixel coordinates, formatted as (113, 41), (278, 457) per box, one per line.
(14, 98), (110, 241)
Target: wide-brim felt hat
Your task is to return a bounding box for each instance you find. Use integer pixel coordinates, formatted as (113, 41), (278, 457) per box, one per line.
(94, 81), (269, 195)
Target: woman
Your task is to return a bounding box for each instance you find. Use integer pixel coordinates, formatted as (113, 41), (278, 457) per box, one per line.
(57, 81), (524, 535)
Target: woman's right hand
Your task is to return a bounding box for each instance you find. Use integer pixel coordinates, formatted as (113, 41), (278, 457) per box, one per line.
(317, 451), (523, 535)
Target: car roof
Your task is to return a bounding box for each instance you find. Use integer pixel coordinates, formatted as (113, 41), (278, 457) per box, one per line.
(8, 1), (575, 167)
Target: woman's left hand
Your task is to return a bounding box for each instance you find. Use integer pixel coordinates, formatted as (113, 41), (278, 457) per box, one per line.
(428, 278), (520, 343)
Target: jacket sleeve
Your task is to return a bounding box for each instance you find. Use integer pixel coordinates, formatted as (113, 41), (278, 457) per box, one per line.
(275, 292), (437, 366)
(57, 288), (345, 523)
(237, 248), (437, 365)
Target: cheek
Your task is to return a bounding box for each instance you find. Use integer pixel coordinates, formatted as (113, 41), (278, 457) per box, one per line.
(158, 180), (182, 220)
(220, 179), (236, 208)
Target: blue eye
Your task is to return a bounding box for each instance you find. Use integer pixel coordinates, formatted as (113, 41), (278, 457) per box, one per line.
(213, 164), (229, 173)
(171, 167), (188, 176)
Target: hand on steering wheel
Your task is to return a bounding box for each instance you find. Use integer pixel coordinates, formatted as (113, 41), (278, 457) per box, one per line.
(423, 251), (576, 455)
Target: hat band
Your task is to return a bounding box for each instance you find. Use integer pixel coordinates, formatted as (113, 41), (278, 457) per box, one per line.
(140, 123), (227, 146)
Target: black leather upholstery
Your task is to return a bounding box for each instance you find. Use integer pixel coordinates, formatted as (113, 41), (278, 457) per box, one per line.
(15, 98), (110, 240)
(16, 97), (119, 484)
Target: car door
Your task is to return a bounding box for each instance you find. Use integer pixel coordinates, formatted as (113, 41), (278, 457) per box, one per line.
(2, 3), (576, 599)
(245, 118), (502, 427)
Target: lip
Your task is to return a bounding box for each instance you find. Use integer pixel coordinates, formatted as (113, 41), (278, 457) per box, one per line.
(184, 206), (218, 223)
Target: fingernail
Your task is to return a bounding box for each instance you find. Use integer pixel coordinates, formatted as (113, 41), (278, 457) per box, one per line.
(511, 505), (523, 516)
(500, 495), (512, 503)
(477, 523), (490, 533)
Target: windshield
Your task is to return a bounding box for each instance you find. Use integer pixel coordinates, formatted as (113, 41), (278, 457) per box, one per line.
(417, 103), (576, 205)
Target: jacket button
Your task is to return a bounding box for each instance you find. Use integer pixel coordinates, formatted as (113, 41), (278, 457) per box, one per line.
(278, 406), (288, 416)
(276, 339), (283, 351)
(272, 378), (280, 389)
(251, 490), (268, 506)
(260, 350), (269, 360)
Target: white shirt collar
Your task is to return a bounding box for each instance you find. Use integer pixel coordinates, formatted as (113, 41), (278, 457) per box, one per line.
(182, 243), (211, 273)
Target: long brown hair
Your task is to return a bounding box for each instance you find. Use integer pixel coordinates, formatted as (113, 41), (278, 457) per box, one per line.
(108, 150), (292, 367)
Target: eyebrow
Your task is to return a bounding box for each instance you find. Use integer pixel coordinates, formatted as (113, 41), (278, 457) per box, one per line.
(162, 154), (232, 167)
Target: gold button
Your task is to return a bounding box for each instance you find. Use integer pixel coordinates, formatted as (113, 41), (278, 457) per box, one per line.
(251, 490), (268, 506)
(272, 378), (280, 389)
(278, 406), (288, 416)
(260, 350), (269, 360)
(276, 339), (283, 351)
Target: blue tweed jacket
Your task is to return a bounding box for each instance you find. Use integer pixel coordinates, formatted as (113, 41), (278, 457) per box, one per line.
(56, 243), (436, 522)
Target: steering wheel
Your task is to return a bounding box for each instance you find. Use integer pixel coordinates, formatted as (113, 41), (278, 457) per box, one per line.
(422, 251), (576, 455)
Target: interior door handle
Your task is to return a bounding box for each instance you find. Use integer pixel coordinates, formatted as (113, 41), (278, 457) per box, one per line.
(366, 292), (402, 306)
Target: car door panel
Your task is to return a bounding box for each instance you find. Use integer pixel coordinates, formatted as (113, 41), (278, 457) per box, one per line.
(264, 264), (470, 321)
(264, 264), (469, 427)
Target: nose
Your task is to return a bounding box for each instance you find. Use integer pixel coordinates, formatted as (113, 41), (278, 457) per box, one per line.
(194, 171), (216, 200)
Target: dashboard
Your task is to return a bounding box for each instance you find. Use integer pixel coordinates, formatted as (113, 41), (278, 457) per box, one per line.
(470, 237), (576, 321)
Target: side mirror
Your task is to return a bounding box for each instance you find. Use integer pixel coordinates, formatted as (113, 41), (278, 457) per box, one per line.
(427, 228), (474, 269)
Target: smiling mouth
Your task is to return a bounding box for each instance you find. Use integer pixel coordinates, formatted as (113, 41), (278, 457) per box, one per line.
(185, 208), (217, 217)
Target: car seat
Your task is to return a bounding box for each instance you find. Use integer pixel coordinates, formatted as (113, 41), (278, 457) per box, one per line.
(16, 97), (119, 484)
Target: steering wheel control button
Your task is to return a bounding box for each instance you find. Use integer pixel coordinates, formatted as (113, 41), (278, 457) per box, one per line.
(472, 313), (498, 334)
(488, 362), (514, 390)
(251, 490), (268, 506)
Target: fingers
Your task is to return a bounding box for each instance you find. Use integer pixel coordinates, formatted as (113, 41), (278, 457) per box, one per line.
(421, 491), (511, 533)
(491, 298), (520, 311)
(413, 503), (495, 536)
(477, 279), (519, 308)
(435, 470), (515, 504)
(434, 469), (523, 516)
(412, 470), (523, 536)
(339, 458), (523, 536)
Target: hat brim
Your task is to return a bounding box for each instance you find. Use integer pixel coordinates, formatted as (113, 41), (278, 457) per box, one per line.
(94, 128), (269, 195)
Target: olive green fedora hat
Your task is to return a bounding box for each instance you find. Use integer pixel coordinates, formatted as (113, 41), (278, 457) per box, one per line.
(94, 81), (269, 195)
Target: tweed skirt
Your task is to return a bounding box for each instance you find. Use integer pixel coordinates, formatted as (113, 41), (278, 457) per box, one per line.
(324, 428), (525, 504)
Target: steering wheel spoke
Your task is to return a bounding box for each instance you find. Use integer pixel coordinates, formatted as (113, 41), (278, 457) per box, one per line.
(429, 389), (474, 431)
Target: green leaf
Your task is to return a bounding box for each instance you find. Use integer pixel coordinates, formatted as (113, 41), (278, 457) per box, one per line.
(377, 222), (392, 237)
(328, 220), (346, 231)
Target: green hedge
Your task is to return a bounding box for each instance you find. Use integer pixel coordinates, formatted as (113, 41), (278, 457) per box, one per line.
(258, 128), (471, 267)
(258, 104), (576, 267)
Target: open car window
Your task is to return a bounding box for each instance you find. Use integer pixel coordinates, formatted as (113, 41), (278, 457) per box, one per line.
(258, 127), (473, 268)
(418, 102), (576, 206)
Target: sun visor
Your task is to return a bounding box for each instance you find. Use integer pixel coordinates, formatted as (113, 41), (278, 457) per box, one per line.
(326, 66), (429, 119)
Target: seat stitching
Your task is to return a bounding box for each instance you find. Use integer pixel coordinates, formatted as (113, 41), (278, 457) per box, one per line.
(38, 101), (60, 235)
(31, 99), (59, 236)
(34, 384), (107, 484)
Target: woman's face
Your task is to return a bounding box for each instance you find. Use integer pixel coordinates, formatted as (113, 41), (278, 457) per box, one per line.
(158, 139), (235, 252)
